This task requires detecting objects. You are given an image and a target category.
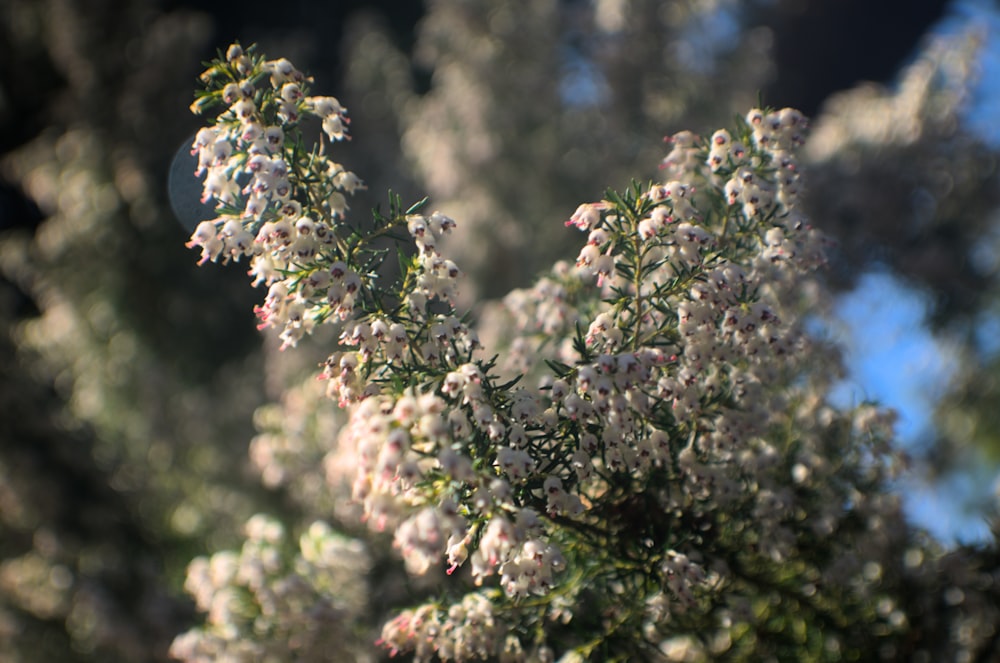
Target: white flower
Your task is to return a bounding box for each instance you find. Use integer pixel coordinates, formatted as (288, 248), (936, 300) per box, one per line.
(565, 202), (606, 231)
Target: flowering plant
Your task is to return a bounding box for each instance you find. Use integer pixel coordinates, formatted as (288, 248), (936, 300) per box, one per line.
(171, 43), (979, 662)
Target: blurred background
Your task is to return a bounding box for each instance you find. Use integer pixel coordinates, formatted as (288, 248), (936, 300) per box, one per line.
(2, 0), (1000, 660)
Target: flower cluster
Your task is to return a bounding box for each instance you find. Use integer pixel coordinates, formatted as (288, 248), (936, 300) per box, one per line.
(182, 43), (369, 350)
(377, 591), (514, 661)
(177, 45), (956, 662)
(183, 44), (572, 627)
(330, 383), (564, 597)
(170, 515), (371, 662)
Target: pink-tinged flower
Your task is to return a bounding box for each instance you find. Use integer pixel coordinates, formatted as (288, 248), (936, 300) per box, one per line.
(565, 202), (608, 231)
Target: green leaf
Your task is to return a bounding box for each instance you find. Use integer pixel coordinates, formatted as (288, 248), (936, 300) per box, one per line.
(604, 188), (628, 211)
(406, 196), (430, 215)
(544, 359), (574, 378)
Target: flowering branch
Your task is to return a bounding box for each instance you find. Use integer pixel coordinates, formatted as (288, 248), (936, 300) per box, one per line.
(174, 43), (934, 662)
